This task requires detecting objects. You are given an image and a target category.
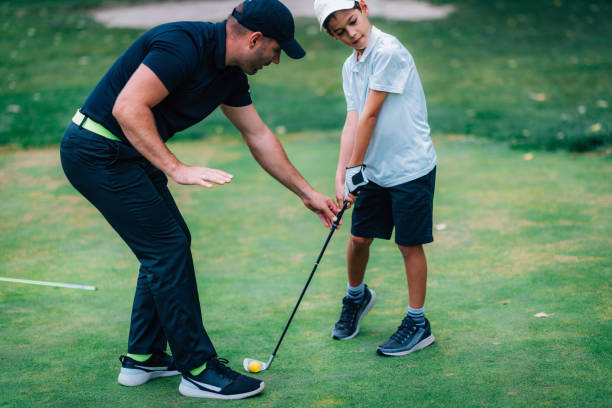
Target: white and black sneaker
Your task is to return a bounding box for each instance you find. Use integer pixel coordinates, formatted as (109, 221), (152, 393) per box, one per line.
(376, 316), (435, 356)
(179, 357), (264, 400)
(118, 352), (180, 386)
(332, 285), (376, 340)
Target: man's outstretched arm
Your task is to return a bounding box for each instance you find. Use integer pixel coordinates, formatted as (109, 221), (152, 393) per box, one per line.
(221, 103), (339, 227)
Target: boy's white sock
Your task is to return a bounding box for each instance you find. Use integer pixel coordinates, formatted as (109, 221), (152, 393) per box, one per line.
(347, 282), (365, 303)
(407, 305), (425, 326)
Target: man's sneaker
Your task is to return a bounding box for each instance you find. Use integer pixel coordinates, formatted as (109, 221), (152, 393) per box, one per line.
(331, 285), (376, 340)
(179, 357), (264, 400)
(376, 316), (435, 356)
(118, 352), (180, 386)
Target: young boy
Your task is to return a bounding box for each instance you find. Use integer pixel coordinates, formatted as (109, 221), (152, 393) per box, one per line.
(314, 0), (438, 356)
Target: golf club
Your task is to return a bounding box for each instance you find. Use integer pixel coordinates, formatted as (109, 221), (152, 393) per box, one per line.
(243, 200), (349, 373)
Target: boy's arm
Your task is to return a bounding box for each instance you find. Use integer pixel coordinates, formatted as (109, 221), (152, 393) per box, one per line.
(335, 110), (359, 207)
(348, 89), (388, 166)
(340, 89), (387, 203)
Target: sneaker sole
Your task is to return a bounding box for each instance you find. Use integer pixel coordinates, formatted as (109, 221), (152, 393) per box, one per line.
(118, 367), (181, 386)
(178, 378), (265, 400)
(376, 334), (435, 356)
(332, 289), (377, 341)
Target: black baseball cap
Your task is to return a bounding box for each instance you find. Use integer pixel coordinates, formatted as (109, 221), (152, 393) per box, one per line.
(232, 0), (306, 59)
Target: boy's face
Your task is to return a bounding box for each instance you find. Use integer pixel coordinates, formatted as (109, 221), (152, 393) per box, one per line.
(326, 3), (372, 52)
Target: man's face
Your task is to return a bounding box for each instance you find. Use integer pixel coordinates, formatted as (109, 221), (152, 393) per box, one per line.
(326, 6), (371, 52)
(242, 36), (282, 75)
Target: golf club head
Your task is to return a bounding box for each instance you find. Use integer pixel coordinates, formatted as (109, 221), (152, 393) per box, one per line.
(243, 358), (268, 373)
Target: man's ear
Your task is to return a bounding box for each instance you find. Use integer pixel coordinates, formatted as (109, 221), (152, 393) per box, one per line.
(249, 32), (264, 49)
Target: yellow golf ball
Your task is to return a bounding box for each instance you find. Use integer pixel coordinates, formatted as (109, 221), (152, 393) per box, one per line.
(248, 361), (261, 373)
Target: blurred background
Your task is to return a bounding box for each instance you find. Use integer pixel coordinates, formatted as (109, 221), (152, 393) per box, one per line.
(1, 0), (610, 152)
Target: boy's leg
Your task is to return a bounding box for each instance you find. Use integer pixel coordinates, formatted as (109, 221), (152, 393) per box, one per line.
(331, 233), (377, 340)
(376, 244), (434, 356)
(398, 244), (427, 310)
(332, 182), (393, 340)
(346, 235), (373, 287)
(376, 168), (436, 356)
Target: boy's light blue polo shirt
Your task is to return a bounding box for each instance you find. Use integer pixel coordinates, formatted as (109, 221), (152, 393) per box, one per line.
(342, 26), (437, 187)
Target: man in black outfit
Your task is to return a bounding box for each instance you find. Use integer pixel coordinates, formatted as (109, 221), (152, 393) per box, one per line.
(60, 0), (339, 400)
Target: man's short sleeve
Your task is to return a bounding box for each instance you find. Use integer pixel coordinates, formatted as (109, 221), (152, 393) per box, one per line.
(368, 45), (411, 94)
(222, 71), (253, 107)
(142, 30), (199, 93)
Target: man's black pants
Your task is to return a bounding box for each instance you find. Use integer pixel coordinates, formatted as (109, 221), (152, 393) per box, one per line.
(60, 123), (216, 372)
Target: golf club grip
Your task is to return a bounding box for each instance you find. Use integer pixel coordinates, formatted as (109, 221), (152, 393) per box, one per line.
(332, 201), (349, 229)
(269, 201), (349, 362)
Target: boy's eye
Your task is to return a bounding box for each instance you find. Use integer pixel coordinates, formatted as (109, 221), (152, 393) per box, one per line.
(349, 18), (357, 25)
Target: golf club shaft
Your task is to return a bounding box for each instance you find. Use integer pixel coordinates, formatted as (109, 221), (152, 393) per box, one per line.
(267, 201), (349, 367)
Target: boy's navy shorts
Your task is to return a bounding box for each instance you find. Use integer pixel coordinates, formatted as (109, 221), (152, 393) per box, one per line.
(351, 167), (436, 246)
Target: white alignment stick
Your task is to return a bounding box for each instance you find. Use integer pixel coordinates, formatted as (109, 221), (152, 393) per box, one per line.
(0, 277), (97, 291)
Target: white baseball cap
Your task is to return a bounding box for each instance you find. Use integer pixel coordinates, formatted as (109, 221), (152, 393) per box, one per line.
(313, 0), (357, 29)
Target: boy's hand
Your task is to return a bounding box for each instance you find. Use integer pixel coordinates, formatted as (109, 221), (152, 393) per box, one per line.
(345, 164), (368, 198)
(336, 181), (355, 209)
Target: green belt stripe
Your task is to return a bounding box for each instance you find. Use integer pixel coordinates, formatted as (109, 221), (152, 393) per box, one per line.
(72, 110), (121, 142)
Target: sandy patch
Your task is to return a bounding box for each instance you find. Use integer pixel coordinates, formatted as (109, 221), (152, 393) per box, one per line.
(92, 0), (455, 28)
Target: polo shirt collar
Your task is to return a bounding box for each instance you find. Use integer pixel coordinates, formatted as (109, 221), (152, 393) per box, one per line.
(354, 26), (380, 64)
(214, 20), (227, 70)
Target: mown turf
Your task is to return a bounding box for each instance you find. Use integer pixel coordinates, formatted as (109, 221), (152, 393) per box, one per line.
(0, 0), (610, 150)
(1, 132), (610, 407)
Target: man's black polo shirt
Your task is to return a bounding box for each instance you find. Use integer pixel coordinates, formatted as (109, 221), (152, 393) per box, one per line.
(81, 20), (252, 143)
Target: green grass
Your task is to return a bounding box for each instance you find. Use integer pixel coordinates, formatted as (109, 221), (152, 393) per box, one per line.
(1, 132), (610, 407)
(1, 0), (611, 406)
(0, 0), (611, 150)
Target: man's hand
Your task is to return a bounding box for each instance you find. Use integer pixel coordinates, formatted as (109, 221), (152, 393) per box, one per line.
(169, 164), (233, 188)
(302, 190), (340, 229)
(345, 164), (368, 198)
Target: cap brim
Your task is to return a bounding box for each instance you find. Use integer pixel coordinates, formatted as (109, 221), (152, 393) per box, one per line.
(315, 0), (356, 29)
(280, 38), (306, 59)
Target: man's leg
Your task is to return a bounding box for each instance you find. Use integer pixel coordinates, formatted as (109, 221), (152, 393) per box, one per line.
(127, 164), (196, 357)
(128, 272), (168, 356)
(61, 125), (264, 399)
(60, 126), (215, 372)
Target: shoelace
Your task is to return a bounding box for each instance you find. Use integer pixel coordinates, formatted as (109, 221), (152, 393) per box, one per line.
(337, 297), (361, 326)
(390, 317), (418, 343)
(209, 357), (240, 380)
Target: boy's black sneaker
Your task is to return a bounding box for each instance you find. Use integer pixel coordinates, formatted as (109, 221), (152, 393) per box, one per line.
(376, 316), (435, 356)
(179, 357), (264, 400)
(118, 352), (180, 386)
(331, 285), (376, 340)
